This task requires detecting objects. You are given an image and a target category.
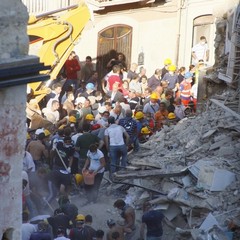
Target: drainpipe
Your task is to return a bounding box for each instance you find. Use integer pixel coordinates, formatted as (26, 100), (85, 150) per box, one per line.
(175, 0), (184, 66)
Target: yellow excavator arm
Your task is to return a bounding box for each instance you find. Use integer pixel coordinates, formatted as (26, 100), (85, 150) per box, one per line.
(27, 2), (90, 102)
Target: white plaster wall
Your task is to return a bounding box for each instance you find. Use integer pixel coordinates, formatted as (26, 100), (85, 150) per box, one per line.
(75, 0), (238, 75)
(75, 8), (177, 76)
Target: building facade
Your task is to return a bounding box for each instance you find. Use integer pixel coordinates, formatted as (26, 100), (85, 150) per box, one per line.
(23, 0), (239, 77)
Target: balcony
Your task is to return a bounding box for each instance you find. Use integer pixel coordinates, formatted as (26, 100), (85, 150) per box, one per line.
(22, 0), (80, 14)
(22, 0), (158, 15)
(86, 0), (156, 10)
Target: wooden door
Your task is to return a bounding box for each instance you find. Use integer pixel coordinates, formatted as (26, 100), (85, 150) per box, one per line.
(96, 24), (132, 79)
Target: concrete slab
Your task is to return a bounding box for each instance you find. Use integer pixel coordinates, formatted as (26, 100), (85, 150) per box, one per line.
(210, 169), (236, 191)
(209, 136), (232, 150)
(202, 129), (217, 139)
(200, 213), (219, 232)
(218, 146), (235, 156)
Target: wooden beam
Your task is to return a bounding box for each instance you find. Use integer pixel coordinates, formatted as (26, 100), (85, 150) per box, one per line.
(114, 169), (187, 179)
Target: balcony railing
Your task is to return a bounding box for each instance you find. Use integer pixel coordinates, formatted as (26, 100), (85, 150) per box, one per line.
(22, 0), (156, 14)
(22, 0), (80, 14)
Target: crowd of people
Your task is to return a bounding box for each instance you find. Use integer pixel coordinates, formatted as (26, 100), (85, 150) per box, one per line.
(22, 47), (206, 240)
(22, 197), (166, 240)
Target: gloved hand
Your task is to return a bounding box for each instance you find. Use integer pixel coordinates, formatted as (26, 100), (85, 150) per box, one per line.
(67, 167), (71, 173)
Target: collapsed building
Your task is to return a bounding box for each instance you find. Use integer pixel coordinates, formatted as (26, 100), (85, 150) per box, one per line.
(110, 6), (240, 240)
(113, 96), (240, 239)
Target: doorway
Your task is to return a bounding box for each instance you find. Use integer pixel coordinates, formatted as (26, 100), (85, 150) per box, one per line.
(96, 24), (132, 79)
(192, 15), (215, 66)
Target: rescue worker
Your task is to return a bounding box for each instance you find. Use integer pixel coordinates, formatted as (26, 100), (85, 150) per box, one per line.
(58, 195), (78, 224)
(46, 208), (73, 238)
(82, 144), (106, 203)
(179, 72), (193, 107)
(104, 117), (129, 175)
(143, 93), (160, 117)
(139, 202), (165, 240)
(107, 219), (132, 240)
(162, 65), (178, 93)
(113, 199), (136, 240)
(161, 58), (172, 79)
(154, 102), (168, 131)
(69, 214), (92, 240)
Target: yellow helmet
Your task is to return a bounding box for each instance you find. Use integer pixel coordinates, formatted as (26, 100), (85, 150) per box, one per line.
(69, 116), (77, 123)
(168, 65), (176, 72)
(26, 133), (30, 140)
(75, 174), (83, 185)
(168, 112), (176, 119)
(141, 127), (151, 134)
(150, 92), (159, 100)
(135, 111), (144, 120)
(164, 58), (172, 65)
(44, 129), (51, 137)
(85, 114), (94, 121)
(58, 124), (66, 130)
(76, 214), (85, 222)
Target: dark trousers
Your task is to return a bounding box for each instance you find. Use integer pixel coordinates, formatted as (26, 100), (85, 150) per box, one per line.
(84, 172), (104, 202)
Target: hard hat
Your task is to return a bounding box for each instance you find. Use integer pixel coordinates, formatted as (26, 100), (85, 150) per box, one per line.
(168, 65), (176, 72)
(26, 133), (30, 140)
(69, 116), (77, 123)
(75, 97), (86, 105)
(150, 92), (159, 100)
(184, 72), (193, 79)
(44, 129), (51, 137)
(58, 124), (66, 130)
(85, 114), (94, 121)
(35, 128), (44, 135)
(168, 112), (176, 119)
(86, 83), (95, 90)
(76, 214), (85, 222)
(98, 106), (106, 114)
(164, 58), (172, 65)
(135, 111), (144, 120)
(141, 127), (151, 134)
(75, 174), (83, 185)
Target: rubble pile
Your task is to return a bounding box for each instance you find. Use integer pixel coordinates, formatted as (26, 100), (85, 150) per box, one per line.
(114, 99), (240, 240)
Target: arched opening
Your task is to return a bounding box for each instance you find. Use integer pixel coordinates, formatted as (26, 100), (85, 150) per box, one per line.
(96, 24), (132, 79)
(192, 15), (215, 66)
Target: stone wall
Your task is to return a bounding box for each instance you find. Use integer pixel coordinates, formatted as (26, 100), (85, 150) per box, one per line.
(0, 0), (29, 239)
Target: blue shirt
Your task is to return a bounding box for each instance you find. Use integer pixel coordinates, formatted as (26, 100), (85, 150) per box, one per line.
(142, 210), (164, 237)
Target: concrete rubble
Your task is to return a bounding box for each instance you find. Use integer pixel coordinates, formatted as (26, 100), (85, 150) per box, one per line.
(113, 93), (240, 240)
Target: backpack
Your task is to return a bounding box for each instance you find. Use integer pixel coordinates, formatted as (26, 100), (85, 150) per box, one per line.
(71, 227), (90, 240)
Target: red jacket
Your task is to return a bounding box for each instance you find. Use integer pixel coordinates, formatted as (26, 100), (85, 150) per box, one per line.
(64, 58), (81, 80)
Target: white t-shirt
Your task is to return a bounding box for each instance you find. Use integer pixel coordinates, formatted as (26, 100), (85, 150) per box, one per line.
(192, 43), (209, 62)
(87, 149), (105, 173)
(104, 124), (126, 146)
(97, 118), (109, 128)
(22, 223), (36, 240)
(191, 83), (198, 99)
(54, 236), (70, 240)
(23, 151), (35, 172)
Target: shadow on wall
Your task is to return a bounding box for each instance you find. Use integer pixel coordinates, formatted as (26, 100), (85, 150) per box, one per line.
(96, 49), (127, 79)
